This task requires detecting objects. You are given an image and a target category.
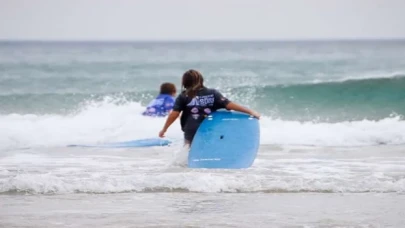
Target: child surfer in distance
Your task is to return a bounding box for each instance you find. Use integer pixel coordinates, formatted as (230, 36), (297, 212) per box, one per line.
(142, 82), (177, 117)
(158, 69), (260, 147)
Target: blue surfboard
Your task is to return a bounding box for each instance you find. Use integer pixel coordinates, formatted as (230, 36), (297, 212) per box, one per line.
(188, 110), (260, 169)
(67, 138), (171, 148)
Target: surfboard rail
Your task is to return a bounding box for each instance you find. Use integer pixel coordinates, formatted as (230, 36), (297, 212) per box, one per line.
(67, 138), (171, 148)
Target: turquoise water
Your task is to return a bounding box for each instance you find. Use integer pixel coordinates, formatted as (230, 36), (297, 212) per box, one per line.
(231, 76), (405, 121)
(1, 40), (405, 121)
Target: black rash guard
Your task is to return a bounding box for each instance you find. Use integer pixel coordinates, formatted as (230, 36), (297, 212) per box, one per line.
(172, 87), (231, 142)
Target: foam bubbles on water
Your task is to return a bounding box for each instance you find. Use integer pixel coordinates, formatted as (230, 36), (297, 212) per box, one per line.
(1, 99), (405, 150)
(0, 98), (183, 150)
(2, 168), (405, 194)
(261, 115), (405, 146)
(167, 145), (189, 168)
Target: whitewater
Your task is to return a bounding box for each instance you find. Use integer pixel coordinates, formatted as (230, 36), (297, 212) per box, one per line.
(1, 99), (405, 151)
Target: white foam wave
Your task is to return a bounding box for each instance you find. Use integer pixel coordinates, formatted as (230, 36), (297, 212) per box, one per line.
(2, 171), (404, 194)
(1, 99), (405, 150)
(1, 143), (404, 195)
(308, 71), (405, 85)
(0, 99), (183, 151)
(260, 116), (405, 146)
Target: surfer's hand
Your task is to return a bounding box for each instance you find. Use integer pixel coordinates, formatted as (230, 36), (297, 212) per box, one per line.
(250, 111), (261, 119)
(159, 129), (166, 138)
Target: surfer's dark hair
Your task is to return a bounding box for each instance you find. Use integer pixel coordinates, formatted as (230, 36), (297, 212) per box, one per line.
(160, 82), (176, 95)
(182, 69), (204, 98)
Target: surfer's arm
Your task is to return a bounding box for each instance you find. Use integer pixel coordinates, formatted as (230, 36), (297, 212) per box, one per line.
(225, 102), (261, 119)
(159, 111), (180, 137)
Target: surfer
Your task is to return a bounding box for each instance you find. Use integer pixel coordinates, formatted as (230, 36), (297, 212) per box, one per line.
(142, 82), (177, 117)
(158, 69), (260, 146)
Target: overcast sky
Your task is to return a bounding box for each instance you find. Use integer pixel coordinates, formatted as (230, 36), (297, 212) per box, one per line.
(1, 0), (404, 40)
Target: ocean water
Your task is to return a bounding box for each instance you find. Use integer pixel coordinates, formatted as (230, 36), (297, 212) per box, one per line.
(1, 40), (405, 227)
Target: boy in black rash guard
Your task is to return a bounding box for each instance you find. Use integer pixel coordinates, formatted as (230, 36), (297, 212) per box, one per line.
(159, 69), (260, 147)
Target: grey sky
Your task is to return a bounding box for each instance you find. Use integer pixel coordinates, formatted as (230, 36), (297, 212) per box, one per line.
(1, 0), (404, 40)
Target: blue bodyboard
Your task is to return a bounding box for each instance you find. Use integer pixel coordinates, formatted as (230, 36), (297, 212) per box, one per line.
(188, 110), (260, 169)
(67, 138), (171, 148)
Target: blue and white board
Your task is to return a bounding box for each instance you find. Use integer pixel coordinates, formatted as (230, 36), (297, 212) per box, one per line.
(67, 138), (171, 148)
(188, 110), (260, 169)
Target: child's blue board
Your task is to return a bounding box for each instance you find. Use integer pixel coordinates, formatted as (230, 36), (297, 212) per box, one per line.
(188, 110), (260, 169)
(67, 138), (171, 148)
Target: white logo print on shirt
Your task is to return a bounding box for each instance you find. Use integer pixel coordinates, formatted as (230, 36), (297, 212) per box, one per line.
(187, 95), (215, 107)
(187, 97), (200, 106)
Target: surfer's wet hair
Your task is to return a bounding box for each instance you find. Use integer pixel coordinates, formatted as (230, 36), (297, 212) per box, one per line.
(160, 82), (176, 95)
(182, 69), (204, 98)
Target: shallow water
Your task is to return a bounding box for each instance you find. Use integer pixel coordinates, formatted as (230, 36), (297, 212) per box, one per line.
(1, 145), (405, 194)
(1, 144), (405, 227)
(1, 191), (404, 227)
